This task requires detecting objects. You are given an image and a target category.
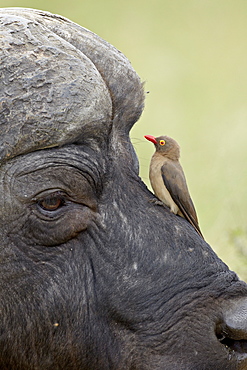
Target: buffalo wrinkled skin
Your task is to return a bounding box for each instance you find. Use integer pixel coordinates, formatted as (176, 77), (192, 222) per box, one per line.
(0, 8), (247, 370)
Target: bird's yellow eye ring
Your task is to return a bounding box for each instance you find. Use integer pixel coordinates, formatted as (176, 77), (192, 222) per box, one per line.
(159, 140), (166, 146)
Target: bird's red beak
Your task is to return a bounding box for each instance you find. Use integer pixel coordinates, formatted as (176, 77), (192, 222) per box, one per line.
(144, 135), (157, 144)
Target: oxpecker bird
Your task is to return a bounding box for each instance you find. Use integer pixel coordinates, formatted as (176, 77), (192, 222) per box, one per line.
(144, 135), (203, 238)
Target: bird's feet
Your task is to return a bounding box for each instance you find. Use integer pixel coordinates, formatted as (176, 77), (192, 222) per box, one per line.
(149, 198), (164, 206)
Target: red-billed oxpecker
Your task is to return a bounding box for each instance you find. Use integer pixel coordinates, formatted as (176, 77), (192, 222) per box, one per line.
(144, 135), (203, 238)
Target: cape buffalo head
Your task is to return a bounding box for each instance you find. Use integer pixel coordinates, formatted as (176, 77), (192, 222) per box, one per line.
(0, 8), (247, 369)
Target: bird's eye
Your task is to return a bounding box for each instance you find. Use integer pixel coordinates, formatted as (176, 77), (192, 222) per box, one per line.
(160, 140), (166, 146)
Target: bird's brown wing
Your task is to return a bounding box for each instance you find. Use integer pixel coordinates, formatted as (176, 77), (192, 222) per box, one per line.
(161, 161), (203, 238)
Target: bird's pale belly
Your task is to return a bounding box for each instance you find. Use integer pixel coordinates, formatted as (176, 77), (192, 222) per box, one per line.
(149, 159), (179, 214)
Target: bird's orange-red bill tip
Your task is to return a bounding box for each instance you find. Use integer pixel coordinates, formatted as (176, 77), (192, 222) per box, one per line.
(144, 135), (157, 144)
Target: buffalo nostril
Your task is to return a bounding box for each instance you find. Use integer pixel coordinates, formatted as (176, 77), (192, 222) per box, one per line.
(216, 298), (247, 358)
(223, 298), (247, 340)
(216, 329), (247, 355)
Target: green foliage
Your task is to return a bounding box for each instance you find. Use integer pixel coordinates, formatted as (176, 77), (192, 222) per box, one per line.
(1, 0), (246, 279)
(227, 228), (247, 280)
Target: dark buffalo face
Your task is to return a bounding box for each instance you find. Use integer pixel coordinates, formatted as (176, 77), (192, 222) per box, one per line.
(0, 8), (247, 370)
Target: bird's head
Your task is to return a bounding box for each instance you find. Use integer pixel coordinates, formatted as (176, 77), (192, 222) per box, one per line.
(144, 135), (180, 160)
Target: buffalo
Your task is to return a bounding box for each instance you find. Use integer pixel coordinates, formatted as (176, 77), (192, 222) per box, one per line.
(0, 8), (247, 370)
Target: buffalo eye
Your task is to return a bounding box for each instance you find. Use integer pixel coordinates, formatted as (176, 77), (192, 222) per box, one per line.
(37, 192), (65, 212)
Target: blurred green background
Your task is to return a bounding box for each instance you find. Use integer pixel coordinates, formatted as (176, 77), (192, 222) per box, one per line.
(1, 0), (246, 280)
